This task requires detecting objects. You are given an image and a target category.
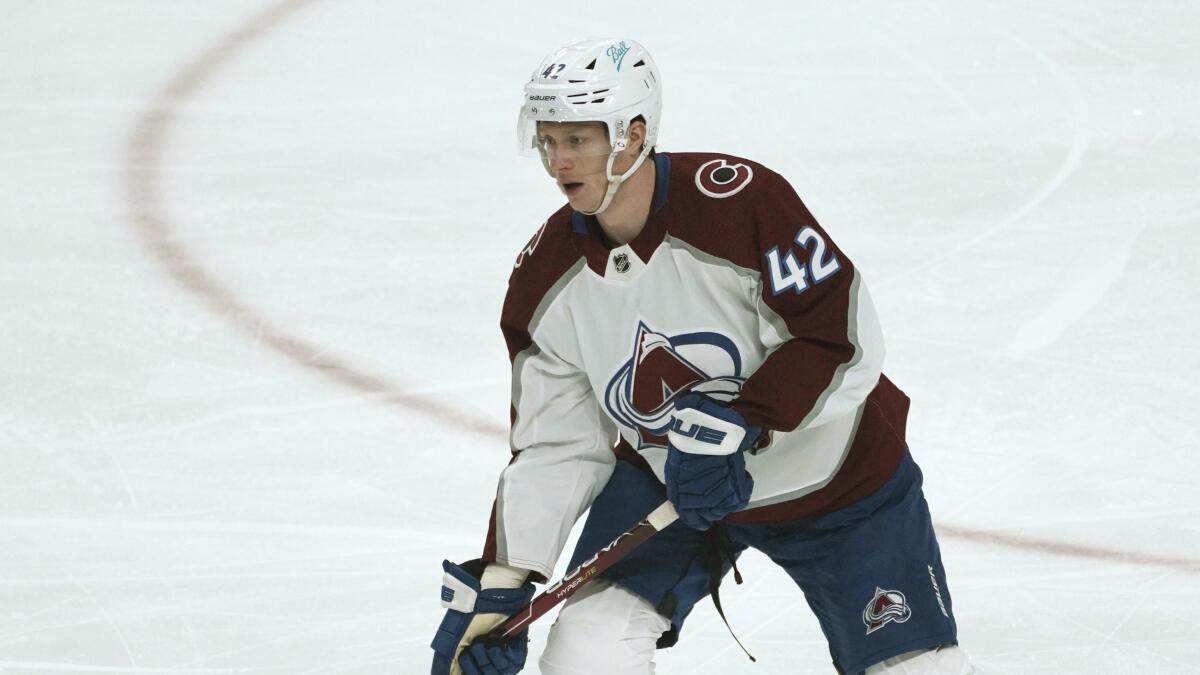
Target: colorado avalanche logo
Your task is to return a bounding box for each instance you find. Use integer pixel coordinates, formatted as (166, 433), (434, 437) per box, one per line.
(695, 159), (754, 198)
(863, 588), (912, 635)
(605, 322), (745, 449)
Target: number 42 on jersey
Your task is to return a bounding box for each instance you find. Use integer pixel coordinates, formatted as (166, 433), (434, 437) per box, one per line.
(765, 226), (842, 295)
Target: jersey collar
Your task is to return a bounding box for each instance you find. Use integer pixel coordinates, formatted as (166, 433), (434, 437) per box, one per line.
(570, 151), (671, 236)
(570, 152), (672, 277)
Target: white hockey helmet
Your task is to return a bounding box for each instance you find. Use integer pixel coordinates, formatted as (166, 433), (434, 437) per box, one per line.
(517, 38), (662, 214)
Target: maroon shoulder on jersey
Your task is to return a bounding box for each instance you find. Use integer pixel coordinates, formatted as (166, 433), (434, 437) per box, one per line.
(646, 151), (778, 271)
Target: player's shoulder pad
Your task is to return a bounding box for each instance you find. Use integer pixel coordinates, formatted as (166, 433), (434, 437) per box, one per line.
(668, 151), (782, 202)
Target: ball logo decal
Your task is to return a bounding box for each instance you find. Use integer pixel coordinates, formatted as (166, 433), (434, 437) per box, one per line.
(695, 159), (754, 198)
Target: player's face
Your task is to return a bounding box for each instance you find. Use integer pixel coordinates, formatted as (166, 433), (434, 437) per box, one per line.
(536, 122), (612, 211)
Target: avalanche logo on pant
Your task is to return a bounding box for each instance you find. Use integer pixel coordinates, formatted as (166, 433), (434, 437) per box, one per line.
(604, 321), (745, 449)
(863, 587), (912, 635)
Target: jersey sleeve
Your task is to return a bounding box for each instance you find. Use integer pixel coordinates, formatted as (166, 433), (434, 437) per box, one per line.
(729, 171), (886, 433)
(480, 268), (618, 582)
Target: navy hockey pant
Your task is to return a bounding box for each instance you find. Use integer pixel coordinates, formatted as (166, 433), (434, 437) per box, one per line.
(566, 449), (959, 675)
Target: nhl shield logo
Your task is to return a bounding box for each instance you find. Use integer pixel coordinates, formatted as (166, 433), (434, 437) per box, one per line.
(614, 252), (631, 273)
(863, 587), (912, 635)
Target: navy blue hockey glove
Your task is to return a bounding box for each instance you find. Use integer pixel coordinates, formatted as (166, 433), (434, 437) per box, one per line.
(431, 559), (535, 675)
(459, 635), (528, 675)
(665, 393), (761, 530)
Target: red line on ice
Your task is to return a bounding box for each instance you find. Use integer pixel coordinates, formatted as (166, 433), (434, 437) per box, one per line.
(121, 0), (505, 441)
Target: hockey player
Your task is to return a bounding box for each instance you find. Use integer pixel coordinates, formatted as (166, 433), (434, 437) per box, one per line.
(430, 38), (975, 675)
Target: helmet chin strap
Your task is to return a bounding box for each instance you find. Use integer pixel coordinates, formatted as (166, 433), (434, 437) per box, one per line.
(578, 143), (653, 216)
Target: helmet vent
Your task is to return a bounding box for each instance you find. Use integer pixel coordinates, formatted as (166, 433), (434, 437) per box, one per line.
(585, 59), (597, 70)
(568, 79), (586, 83)
(567, 88), (610, 105)
(632, 59), (646, 67)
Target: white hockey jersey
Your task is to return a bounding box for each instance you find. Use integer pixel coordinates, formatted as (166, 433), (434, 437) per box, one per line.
(483, 152), (911, 581)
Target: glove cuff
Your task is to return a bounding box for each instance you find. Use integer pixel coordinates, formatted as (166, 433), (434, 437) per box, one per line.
(481, 562), (530, 589)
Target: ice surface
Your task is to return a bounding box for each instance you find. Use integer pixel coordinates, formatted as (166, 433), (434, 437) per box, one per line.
(2, 1), (1198, 672)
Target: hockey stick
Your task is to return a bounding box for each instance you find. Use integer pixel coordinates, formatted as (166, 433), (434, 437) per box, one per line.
(492, 500), (679, 638)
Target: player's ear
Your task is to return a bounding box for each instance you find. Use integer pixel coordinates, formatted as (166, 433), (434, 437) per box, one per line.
(626, 118), (648, 155)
